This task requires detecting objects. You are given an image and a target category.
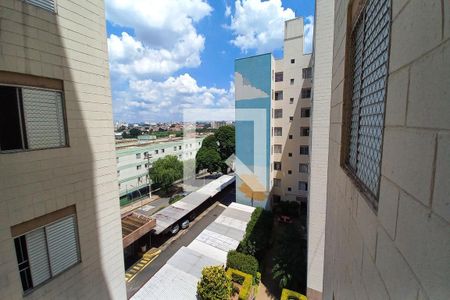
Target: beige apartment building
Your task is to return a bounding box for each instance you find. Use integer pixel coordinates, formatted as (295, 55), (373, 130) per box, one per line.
(271, 18), (313, 206)
(0, 0), (126, 299)
(318, 0), (450, 299)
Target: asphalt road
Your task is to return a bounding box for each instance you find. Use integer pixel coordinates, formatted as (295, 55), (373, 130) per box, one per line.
(126, 203), (226, 298)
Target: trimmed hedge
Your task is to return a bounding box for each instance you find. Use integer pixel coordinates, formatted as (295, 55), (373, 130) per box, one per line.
(280, 288), (307, 300)
(227, 250), (258, 278)
(238, 207), (273, 261)
(226, 268), (253, 300)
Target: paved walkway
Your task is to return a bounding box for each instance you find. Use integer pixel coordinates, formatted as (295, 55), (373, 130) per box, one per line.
(256, 282), (278, 300)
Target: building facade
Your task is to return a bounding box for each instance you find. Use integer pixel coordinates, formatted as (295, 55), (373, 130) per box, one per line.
(0, 0), (126, 299)
(322, 0), (450, 299)
(235, 18), (312, 209)
(116, 137), (204, 204)
(306, 0), (334, 299)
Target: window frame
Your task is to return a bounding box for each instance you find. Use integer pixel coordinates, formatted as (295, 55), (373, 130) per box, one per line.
(301, 88), (312, 99)
(340, 0), (392, 210)
(0, 83), (69, 153)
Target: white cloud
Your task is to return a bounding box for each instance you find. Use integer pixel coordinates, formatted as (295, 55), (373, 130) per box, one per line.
(304, 15), (314, 54)
(227, 0), (295, 53)
(106, 0), (212, 79)
(113, 74), (234, 121)
(234, 72), (268, 100)
(225, 4), (231, 17)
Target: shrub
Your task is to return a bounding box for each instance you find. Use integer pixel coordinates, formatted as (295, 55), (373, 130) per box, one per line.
(238, 207), (273, 261)
(227, 250), (258, 278)
(280, 288), (307, 300)
(254, 272), (261, 285)
(226, 268), (253, 300)
(197, 265), (232, 300)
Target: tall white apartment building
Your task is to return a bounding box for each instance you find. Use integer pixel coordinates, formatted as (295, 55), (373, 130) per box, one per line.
(235, 18), (313, 208)
(0, 0), (125, 299)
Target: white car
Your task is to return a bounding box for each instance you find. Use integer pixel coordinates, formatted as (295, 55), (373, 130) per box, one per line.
(181, 219), (190, 229)
(169, 224), (179, 235)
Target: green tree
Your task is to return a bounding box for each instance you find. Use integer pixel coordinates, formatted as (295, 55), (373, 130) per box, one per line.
(215, 125), (235, 160)
(197, 265), (232, 300)
(150, 155), (183, 193)
(196, 147), (222, 173)
(271, 225), (307, 291)
(129, 128), (142, 138)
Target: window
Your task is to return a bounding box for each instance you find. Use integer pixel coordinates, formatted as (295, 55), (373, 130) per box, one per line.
(273, 144), (282, 153)
(274, 162), (282, 171)
(13, 212), (80, 293)
(161, 149), (165, 153)
(301, 88), (311, 99)
(0, 86), (67, 151)
(289, 116), (293, 122)
(299, 181), (308, 191)
(344, 0), (391, 202)
(174, 146), (177, 151)
(273, 109), (283, 119)
(300, 127), (310, 137)
(143, 151), (148, 157)
(290, 78), (294, 85)
(299, 164), (308, 173)
(273, 178), (281, 187)
(24, 0), (56, 12)
(116, 157), (119, 163)
(275, 72), (283, 82)
(302, 67), (313, 79)
(288, 170), (292, 174)
(117, 170), (120, 176)
(289, 135), (293, 139)
(301, 108), (311, 118)
(136, 165), (141, 170)
(136, 153), (141, 159)
(274, 91), (283, 100)
(287, 187), (292, 192)
(288, 153), (292, 157)
(272, 195), (281, 203)
(155, 149), (159, 154)
(179, 145), (182, 150)
(273, 127), (282, 136)
(289, 97), (294, 104)
(290, 59), (295, 64)
(300, 145), (309, 155)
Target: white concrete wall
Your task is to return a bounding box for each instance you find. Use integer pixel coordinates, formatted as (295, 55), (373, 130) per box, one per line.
(307, 0), (334, 299)
(324, 0), (450, 299)
(0, 0), (126, 299)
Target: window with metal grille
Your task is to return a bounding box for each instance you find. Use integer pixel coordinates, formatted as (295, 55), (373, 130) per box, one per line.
(273, 178), (281, 187)
(300, 145), (309, 155)
(273, 127), (282, 136)
(299, 163), (308, 173)
(274, 91), (283, 100)
(274, 161), (282, 171)
(273, 109), (283, 119)
(275, 72), (283, 82)
(301, 88), (311, 99)
(24, 0), (56, 12)
(298, 181), (308, 191)
(13, 215), (80, 293)
(273, 144), (282, 153)
(0, 85), (67, 151)
(300, 127), (310, 137)
(301, 108), (311, 118)
(345, 0), (391, 202)
(302, 67), (313, 79)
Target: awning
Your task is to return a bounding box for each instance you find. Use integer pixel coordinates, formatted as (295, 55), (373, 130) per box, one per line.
(122, 213), (156, 248)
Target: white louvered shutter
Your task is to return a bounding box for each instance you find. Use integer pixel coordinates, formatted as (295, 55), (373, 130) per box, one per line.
(25, 228), (51, 287)
(24, 0), (56, 12)
(46, 216), (80, 276)
(22, 88), (66, 149)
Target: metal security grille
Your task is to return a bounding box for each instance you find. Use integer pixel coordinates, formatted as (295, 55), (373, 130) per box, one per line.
(347, 0), (391, 198)
(22, 88), (66, 149)
(24, 0), (56, 12)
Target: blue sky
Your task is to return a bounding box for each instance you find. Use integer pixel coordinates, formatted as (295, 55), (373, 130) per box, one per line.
(105, 0), (315, 123)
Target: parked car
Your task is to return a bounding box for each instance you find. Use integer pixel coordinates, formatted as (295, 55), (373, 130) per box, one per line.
(181, 219), (190, 229)
(169, 224), (180, 235)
